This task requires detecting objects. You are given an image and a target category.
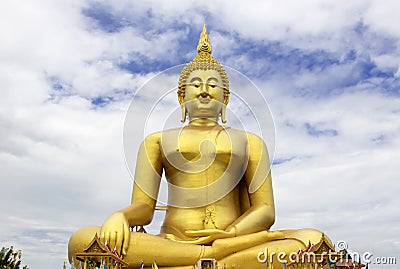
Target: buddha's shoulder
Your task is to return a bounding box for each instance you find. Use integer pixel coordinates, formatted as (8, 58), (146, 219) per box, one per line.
(142, 131), (162, 144)
(142, 128), (182, 142)
(245, 131), (265, 143)
(224, 127), (265, 143)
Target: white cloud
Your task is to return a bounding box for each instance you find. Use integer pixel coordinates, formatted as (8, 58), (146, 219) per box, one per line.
(364, 0), (400, 38)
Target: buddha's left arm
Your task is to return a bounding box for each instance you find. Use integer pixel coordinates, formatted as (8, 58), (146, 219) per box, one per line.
(226, 133), (275, 236)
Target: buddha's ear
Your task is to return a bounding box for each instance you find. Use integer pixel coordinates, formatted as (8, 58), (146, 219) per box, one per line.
(177, 86), (185, 104)
(180, 104), (186, 123)
(178, 86), (186, 123)
(221, 104), (227, 123)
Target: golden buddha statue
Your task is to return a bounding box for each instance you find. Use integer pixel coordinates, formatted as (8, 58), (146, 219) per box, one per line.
(68, 24), (331, 269)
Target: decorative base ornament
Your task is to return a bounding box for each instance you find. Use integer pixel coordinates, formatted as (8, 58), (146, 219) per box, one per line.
(75, 234), (128, 269)
(196, 258), (216, 269)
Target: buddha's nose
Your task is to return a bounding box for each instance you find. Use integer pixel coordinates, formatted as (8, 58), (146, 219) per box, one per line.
(200, 84), (209, 97)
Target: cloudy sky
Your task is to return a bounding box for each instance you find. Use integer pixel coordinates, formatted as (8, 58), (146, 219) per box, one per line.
(1, 0), (399, 268)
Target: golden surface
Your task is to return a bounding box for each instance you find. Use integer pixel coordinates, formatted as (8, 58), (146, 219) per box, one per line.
(68, 24), (330, 269)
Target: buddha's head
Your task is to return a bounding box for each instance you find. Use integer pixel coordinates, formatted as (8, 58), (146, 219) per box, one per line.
(177, 24), (230, 123)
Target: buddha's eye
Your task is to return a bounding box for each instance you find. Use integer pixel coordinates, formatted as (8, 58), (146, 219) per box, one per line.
(208, 84), (216, 88)
(193, 83), (200, 88)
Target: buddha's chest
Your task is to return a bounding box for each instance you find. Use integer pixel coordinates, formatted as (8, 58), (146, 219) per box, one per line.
(161, 127), (247, 168)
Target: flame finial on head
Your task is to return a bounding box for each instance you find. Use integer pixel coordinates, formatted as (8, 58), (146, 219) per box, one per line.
(197, 23), (212, 54)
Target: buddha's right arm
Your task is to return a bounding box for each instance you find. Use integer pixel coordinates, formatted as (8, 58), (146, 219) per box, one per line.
(119, 200), (155, 226)
(100, 134), (163, 254)
(123, 133), (163, 226)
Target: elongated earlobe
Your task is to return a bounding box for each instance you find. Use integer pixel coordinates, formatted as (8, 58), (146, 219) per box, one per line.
(181, 105), (186, 123)
(221, 105), (227, 123)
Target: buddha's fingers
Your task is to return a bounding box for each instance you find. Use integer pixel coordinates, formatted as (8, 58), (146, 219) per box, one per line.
(185, 229), (228, 237)
(122, 221), (130, 256)
(164, 233), (178, 241)
(182, 236), (213, 245)
(165, 233), (213, 245)
(109, 231), (118, 251)
(100, 231), (112, 249)
(267, 231), (285, 240)
(115, 231), (123, 256)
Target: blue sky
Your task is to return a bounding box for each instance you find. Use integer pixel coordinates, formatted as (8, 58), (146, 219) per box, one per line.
(0, 1), (399, 269)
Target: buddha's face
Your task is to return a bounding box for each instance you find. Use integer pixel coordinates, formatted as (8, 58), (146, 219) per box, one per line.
(184, 69), (224, 121)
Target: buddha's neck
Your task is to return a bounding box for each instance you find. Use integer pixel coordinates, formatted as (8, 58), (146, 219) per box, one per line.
(188, 118), (219, 127)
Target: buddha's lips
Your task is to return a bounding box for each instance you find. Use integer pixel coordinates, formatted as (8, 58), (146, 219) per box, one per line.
(199, 98), (211, 104)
